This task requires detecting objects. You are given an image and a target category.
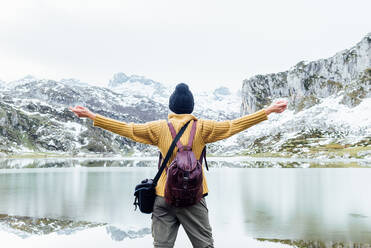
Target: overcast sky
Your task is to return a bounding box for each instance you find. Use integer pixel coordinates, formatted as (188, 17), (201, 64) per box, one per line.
(0, 0), (370, 91)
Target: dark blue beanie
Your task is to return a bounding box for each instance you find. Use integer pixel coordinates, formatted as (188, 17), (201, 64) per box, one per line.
(169, 83), (194, 114)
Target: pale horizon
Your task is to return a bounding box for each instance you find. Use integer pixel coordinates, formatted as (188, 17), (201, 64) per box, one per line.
(0, 0), (370, 91)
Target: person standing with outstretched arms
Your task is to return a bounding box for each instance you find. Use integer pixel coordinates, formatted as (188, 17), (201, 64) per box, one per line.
(70, 83), (287, 248)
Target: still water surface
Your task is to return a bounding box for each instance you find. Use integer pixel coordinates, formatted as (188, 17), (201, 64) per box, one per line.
(0, 158), (371, 245)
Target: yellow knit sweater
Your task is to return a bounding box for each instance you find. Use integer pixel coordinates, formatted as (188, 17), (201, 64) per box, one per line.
(93, 109), (268, 196)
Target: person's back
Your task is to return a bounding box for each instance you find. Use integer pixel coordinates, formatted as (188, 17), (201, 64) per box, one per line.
(70, 83), (287, 248)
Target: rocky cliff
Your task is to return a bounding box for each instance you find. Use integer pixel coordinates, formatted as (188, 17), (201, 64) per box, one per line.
(242, 34), (370, 114)
(239, 33), (371, 159)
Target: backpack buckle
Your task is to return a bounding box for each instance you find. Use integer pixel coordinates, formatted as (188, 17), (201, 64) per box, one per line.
(183, 146), (191, 151)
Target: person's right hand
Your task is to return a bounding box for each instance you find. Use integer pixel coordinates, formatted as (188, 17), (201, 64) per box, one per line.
(69, 106), (96, 120)
(265, 100), (288, 115)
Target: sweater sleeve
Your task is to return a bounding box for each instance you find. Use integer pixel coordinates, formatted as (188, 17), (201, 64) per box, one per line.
(200, 109), (268, 144)
(93, 114), (162, 146)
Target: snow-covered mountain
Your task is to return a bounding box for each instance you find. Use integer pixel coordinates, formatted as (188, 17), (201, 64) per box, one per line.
(0, 78), (170, 156)
(0, 73), (240, 157)
(107, 72), (241, 120)
(239, 33), (371, 159)
(108, 72), (170, 103)
(0, 34), (370, 159)
(242, 34), (370, 114)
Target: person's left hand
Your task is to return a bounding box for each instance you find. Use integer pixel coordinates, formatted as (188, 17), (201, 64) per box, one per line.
(265, 100), (288, 115)
(69, 106), (96, 120)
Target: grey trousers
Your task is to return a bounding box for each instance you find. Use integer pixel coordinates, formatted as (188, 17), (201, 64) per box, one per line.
(151, 196), (214, 248)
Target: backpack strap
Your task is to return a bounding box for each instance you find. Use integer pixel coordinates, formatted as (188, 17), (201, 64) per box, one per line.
(168, 122), (184, 150)
(187, 120), (197, 148)
(199, 146), (209, 171)
(167, 122), (177, 138)
(158, 152), (162, 169)
(185, 121), (208, 170)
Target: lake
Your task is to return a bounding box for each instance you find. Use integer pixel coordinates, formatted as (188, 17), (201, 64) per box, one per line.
(0, 157), (371, 248)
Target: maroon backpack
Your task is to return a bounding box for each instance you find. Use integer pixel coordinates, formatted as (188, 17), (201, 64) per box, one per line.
(164, 120), (208, 207)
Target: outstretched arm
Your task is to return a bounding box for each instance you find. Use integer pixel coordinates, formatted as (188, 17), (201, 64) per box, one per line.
(201, 100), (287, 144)
(69, 106), (162, 146)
